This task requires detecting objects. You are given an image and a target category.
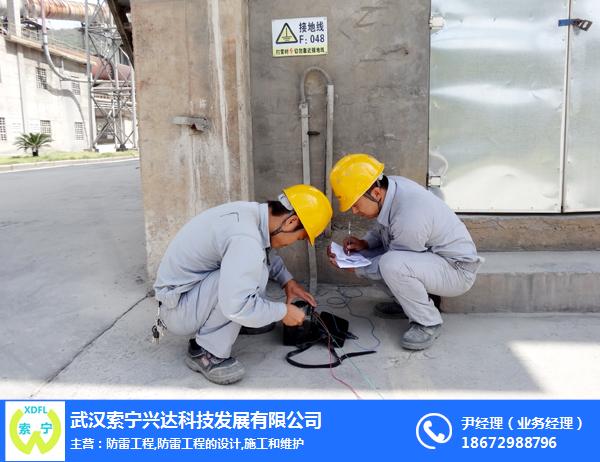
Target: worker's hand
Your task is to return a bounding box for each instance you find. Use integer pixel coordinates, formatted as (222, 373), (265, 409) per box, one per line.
(343, 236), (368, 255)
(326, 243), (338, 266)
(282, 303), (306, 327)
(326, 244), (355, 273)
(283, 279), (317, 307)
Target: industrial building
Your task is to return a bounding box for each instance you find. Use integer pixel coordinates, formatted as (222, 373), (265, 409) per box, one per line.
(0, 0), (136, 156)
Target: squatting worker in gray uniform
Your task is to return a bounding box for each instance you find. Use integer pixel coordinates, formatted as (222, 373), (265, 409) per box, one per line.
(154, 185), (333, 385)
(327, 154), (482, 350)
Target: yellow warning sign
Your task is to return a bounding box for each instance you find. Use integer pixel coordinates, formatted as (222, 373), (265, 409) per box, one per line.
(275, 23), (298, 44)
(272, 17), (328, 57)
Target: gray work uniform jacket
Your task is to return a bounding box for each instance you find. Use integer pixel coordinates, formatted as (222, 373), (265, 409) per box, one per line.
(154, 202), (293, 327)
(356, 176), (482, 279)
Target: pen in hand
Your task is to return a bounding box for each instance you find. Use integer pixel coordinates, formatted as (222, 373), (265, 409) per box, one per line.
(346, 222), (351, 255)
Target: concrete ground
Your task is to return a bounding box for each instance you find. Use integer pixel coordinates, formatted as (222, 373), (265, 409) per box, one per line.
(0, 159), (148, 397)
(2, 160), (600, 400)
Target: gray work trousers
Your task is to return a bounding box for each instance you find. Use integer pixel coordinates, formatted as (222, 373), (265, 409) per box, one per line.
(158, 270), (241, 358)
(373, 250), (478, 326)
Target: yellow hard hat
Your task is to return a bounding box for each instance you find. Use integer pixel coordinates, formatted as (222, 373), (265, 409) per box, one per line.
(283, 184), (333, 245)
(330, 153), (385, 211)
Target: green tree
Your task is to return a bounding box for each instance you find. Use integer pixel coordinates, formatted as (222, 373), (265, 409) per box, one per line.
(14, 132), (53, 157)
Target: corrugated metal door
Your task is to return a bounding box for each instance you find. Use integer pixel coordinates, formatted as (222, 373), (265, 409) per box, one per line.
(563, 0), (600, 211)
(429, 1), (568, 212)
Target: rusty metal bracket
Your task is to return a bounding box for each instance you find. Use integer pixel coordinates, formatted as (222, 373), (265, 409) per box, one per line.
(172, 116), (210, 132)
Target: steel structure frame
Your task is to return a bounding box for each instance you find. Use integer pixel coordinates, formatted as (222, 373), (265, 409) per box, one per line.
(84, 0), (136, 151)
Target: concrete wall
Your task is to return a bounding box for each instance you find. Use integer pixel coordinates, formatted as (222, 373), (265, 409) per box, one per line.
(249, 0), (431, 282)
(0, 37), (91, 155)
(131, 0), (430, 283)
(131, 0), (254, 278)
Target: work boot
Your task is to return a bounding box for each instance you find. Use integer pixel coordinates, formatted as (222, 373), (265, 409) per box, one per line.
(239, 322), (276, 335)
(375, 294), (442, 319)
(374, 302), (407, 319)
(185, 339), (245, 385)
(400, 323), (442, 351)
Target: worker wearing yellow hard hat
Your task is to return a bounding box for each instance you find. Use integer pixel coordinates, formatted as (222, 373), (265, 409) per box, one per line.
(329, 153), (385, 213)
(277, 184), (333, 246)
(154, 184), (332, 385)
(328, 153), (482, 351)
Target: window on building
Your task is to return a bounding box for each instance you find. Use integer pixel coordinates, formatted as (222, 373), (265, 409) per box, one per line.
(71, 81), (81, 95)
(40, 120), (52, 136)
(12, 122), (22, 135)
(36, 68), (48, 89)
(74, 122), (84, 141)
(0, 118), (7, 141)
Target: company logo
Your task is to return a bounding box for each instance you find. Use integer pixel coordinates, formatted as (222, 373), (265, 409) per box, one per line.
(416, 412), (452, 450)
(5, 401), (65, 461)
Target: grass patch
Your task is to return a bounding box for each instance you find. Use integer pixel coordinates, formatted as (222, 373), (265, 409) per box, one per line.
(0, 150), (138, 165)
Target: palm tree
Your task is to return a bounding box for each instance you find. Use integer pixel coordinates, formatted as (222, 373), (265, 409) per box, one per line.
(14, 132), (53, 157)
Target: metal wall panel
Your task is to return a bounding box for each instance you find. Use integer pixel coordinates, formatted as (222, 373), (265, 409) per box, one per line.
(564, 0), (600, 211)
(429, 0), (568, 212)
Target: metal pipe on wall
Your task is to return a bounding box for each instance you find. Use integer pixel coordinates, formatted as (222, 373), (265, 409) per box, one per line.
(299, 67), (334, 294)
(39, 0), (90, 83)
(84, 0), (95, 150)
(5, 0), (29, 134)
(325, 83), (334, 237)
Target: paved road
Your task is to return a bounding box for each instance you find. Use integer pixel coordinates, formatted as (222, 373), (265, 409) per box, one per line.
(0, 160), (148, 396)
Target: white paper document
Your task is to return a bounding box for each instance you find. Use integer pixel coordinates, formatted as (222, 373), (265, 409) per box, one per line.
(330, 242), (372, 269)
